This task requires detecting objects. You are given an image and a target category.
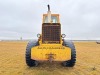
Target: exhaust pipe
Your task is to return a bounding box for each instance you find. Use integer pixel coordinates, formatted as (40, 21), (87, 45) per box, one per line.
(47, 4), (51, 23)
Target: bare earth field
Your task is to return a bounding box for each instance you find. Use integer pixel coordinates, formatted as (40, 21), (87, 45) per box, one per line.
(0, 41), (100, 75)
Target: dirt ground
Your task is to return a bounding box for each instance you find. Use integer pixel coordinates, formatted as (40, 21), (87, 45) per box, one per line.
(0, 41), (100, 75)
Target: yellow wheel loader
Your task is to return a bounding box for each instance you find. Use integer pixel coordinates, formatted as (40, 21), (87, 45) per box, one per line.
(25, 5), (76, 67)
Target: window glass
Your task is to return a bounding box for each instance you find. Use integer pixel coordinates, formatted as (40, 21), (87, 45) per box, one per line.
(44, 16), (58, 23)
(51, 16), (57, 23)
(44, 16), (48, 23)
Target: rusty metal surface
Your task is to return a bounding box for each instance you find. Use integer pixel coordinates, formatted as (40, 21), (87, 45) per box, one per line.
(42, 23), (61, 44)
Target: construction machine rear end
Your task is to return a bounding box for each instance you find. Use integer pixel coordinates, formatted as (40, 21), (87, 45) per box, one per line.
(25, 5), (76, 67)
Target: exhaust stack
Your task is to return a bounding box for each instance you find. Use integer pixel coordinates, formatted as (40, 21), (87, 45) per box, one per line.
(47, 5), (51, 23)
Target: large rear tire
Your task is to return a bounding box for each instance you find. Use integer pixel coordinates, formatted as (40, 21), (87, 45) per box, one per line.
(63, 40), (76, 67)
(25, 40), (38, 67)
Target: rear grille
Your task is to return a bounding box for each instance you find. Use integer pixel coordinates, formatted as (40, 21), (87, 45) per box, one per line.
(42, 23), (61, 44)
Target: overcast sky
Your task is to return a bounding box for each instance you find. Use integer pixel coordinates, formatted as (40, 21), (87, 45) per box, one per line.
(0, 0), (100, 40)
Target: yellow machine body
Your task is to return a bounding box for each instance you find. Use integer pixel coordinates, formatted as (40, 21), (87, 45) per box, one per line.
(31, 5), (71, 62)
(31, 44), (71, 61)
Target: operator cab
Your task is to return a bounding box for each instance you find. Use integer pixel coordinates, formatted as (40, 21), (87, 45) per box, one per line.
(42, 5), (60, 24)
(43, 14), (60, 23)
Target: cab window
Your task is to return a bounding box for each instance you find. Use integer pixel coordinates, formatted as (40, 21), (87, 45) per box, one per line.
(51, 16), (57, 23)
(44, 16), (58, 23)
